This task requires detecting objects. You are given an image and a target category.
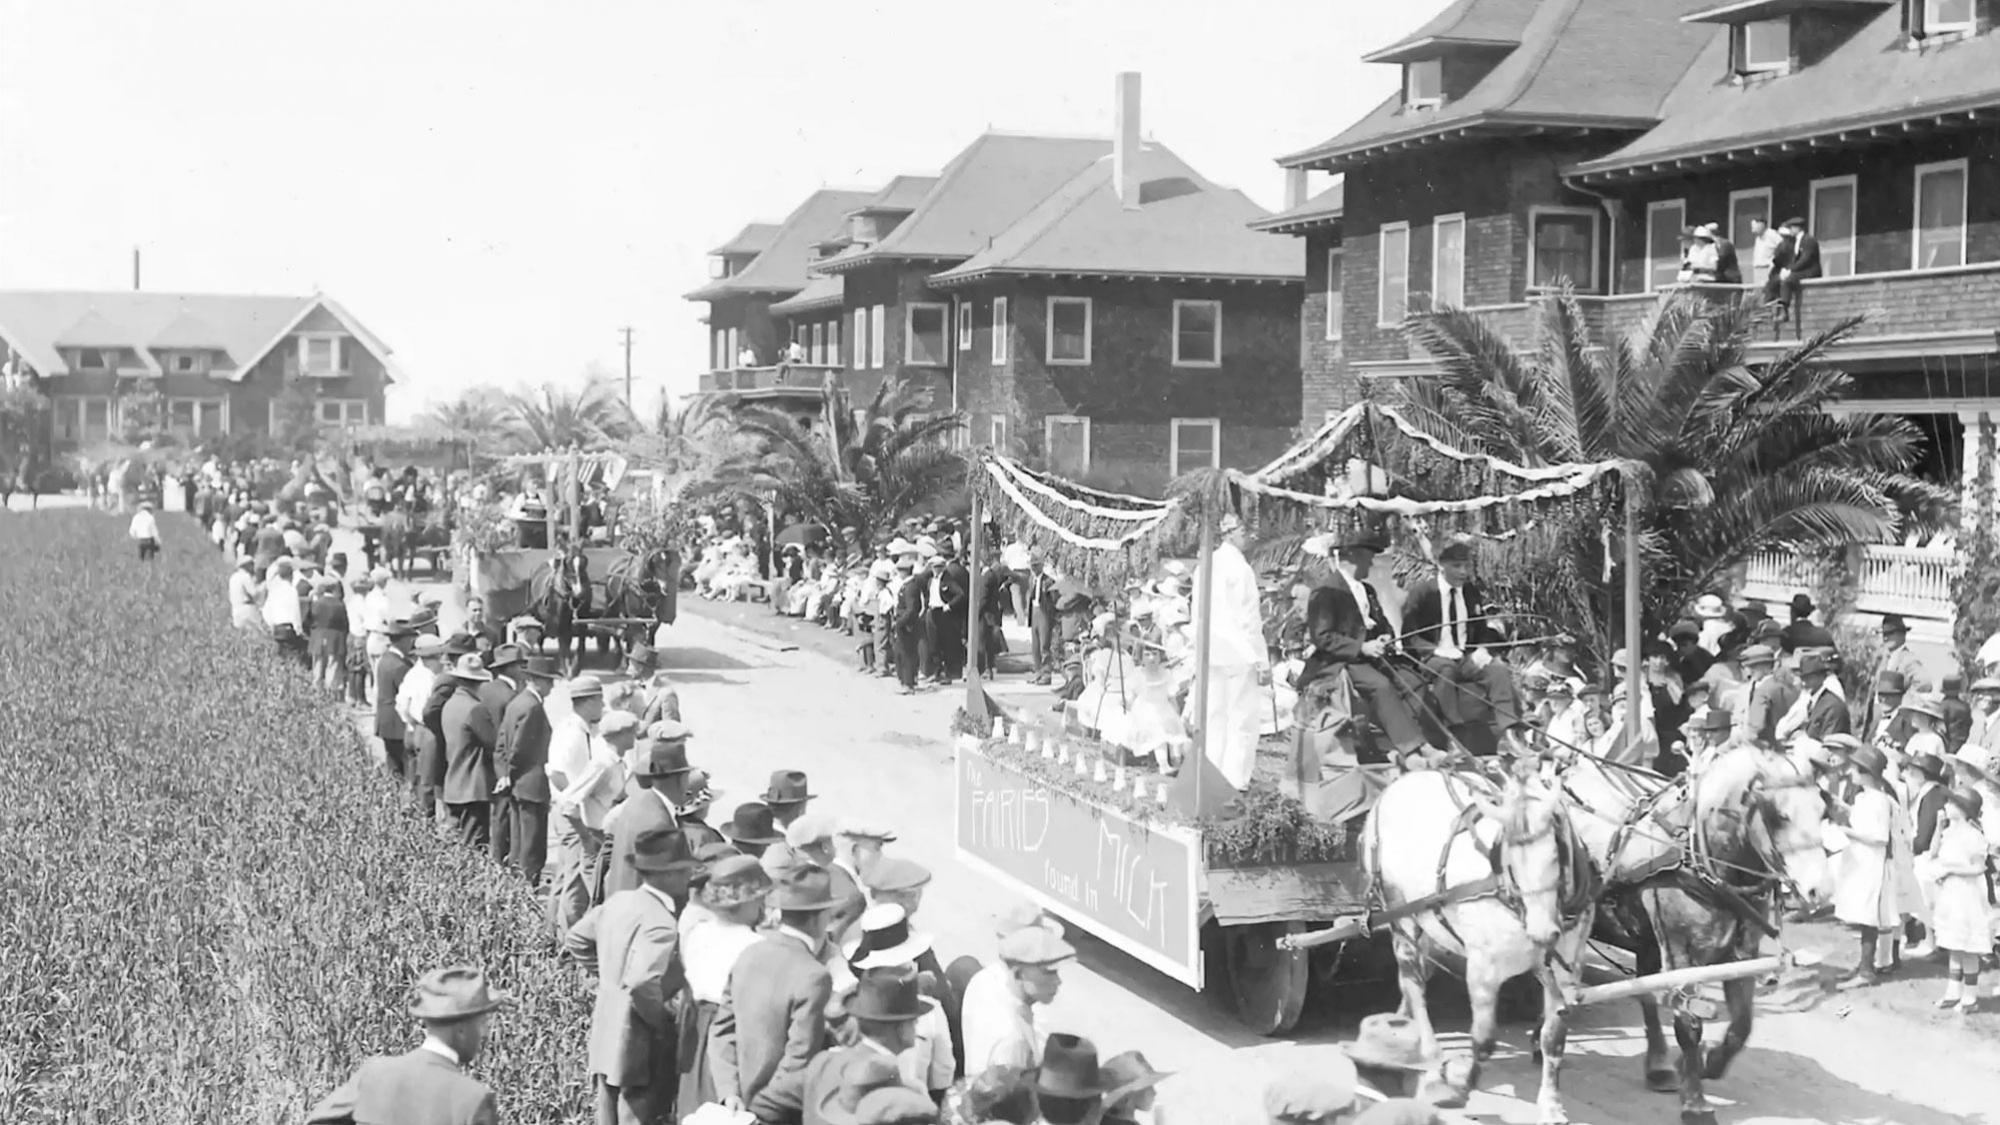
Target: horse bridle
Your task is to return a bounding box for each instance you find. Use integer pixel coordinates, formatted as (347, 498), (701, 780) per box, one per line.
(1696, 772), (1818, 898)
(1496, 801), (1597, 923)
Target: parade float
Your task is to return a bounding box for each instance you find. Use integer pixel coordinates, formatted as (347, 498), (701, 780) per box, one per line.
(951, 400), (1642, 1033)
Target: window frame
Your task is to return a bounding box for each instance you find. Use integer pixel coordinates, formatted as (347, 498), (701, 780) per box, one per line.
(54, 394), (115, 443)
(1043, 413), (1092, 474)
(297, 333), (346, 376)
(827, 318), (841, 367)
(1325, 247), (1344, 341)
(168, 396), (229, 437)
(1170, 299), (1223, 368)
(1727, 187), (1773, 254)
(957, 301), (974, 351)
(810, 322), (825, 365)
(1808, 175), (1858, 279)
(988, 414), (1008, 450)
(1913, 158), (1970, 271)
(853, 308), (869, 369)
(1644, 199), (1687, 292)
(1526, 205), (1602, 293)
(1733, 16), (1791, 74)
(991, 296), (1009, 365)
(1046, 296), (1094, 366)
(1169, 417), (1222, 477)
(1924, 0), (1977, 36)
(1377, 221), (1411, 327)
(75, 347), (108, 372)
(1403, 59), (1443, 109)
(904, 301), (950, 367)
(870, 304), (886, 370)
(1431, 213), (1467, 308)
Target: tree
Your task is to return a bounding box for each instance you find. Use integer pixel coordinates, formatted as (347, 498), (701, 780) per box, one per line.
(629, 392), (740, 478)
(506, 377), (636, 451)
(270, 378), (321, 454)
(419, 387), (510, 444)
(116, 384), (169, 447)
(702, 379), (966, 544)
(1393, 290), (1952, 658)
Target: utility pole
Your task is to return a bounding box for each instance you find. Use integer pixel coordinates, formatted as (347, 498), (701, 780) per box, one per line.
(619, 327), (635, 408)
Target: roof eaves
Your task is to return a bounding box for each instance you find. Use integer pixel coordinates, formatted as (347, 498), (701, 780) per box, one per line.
(928, 266), (1304, 289)
(1279, 111), (1657, 170)
(217, 294), (338, 384)
(1361, 35), (1521, 64)
(1247, 211), (1344, 234)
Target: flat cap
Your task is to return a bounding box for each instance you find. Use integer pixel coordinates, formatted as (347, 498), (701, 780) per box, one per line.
(863, 856), (933, 894)
(649, 718), (692, 741)
(1263, 1054), (1359, 1123)
(784, 813), (839, 848)
(997, 926), (1075, 967)
(839, 820), (898, 843)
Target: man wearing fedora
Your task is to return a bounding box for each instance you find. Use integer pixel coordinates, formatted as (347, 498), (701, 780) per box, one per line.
(836, 820), (896, 895)
(1873, 613), (1932, 720)
(480, 643), (527, 728)
(1296, 528), (1430, 772)
(1736, 644), (1796, 748)
(1033, 1032), (1109, 1125)
(1399, 537), (1517, 755)
(442, 653), (502, 850)
(1098, 1050), (1171, 1125)
(493, 655), (560, 886)
(713, 866), (840, 1124)
(599, 731), (694, 901)
(723, 801), (785, 858)
(1775, 652), (1849, 743)
(305, 966), (510, 1125)
(1865, 669), (1915, 753)
(789, 963), (934, 1125)
(756, 770), (818, 872)
(418, 634), (478, 828)
(374, 617), (419, 785)
(840, 904), (954, 1101)
(567, 829), (694, 1125)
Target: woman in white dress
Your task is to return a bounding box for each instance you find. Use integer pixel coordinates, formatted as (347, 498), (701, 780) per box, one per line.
(1834, 744), (1917, 985)
(1918, 787), (1993, 1012)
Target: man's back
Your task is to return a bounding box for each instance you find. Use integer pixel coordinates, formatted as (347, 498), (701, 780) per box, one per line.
(305, 1048), (496, 1125)
(441, 689), (497, 804)
(717, 933), (832, 1112)
(496, 690), (552, 803)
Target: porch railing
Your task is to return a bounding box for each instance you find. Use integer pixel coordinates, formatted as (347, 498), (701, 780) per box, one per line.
(1739, 544), (1960, 622)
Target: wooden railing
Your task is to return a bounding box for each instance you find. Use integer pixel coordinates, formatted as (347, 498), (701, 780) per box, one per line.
(1740, 544), (1960, 621)
(698, 363), (842, 394)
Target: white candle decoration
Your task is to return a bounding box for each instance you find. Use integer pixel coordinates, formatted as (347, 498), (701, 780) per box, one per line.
(1093, 759), (1109, 783)
(1114, 766), (1129, 791)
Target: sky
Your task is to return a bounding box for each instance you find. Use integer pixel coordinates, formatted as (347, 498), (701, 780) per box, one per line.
(0, 0), (1432, 422)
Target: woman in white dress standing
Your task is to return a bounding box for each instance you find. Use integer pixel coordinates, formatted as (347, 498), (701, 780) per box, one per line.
(1918, 787), (1993, 1012)
(1834, 745), (1915, 985)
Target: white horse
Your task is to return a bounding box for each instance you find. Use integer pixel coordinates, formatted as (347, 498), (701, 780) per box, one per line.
(1364, 769), (1599, 1125)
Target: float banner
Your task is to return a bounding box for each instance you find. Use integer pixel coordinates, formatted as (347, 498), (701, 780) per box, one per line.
(955, 743), (1202, 988)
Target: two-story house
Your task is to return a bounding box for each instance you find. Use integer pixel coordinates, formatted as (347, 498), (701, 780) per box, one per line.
(693, 74), (1306, 493)
(0, 290), (401, 451)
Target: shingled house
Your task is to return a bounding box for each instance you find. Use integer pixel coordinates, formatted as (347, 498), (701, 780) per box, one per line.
(0, 290), (400, 451)
(1270, 0), (2000, 642)
(691, 74), (1304, 493)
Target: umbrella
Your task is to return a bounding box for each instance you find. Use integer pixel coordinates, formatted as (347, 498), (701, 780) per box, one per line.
(775, 522), (828, 548)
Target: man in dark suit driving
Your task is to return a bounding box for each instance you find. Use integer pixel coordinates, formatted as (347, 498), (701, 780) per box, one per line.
(1401, 539), (1520, 754)
(1295, 529), (1430, 768)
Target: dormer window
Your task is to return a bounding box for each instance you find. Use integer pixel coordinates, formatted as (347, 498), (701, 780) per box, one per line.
(1404, 59), (1443, 109)
(1913, 0), (1976, 37)
(1732, 17), (1791, 74)
(707, 255), (731, 279)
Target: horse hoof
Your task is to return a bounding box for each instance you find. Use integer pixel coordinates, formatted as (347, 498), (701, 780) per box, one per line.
(1473, 1038), (1498, 1061)
(1680, 1111), (1719, 1125)
(1703, 1056), (1733, 1082)
(1646, 1069), (1679, 1093)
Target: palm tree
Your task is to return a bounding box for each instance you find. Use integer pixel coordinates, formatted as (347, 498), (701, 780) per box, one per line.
(507, 378), (637, 451)
(630, 392), (739, 478)
(415, 387), (511, 464)
(702, 380), (966, 543)
(1390, 289), (1952, 656)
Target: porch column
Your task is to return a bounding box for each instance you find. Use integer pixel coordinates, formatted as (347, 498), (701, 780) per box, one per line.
(1960, 408), (1994, 533)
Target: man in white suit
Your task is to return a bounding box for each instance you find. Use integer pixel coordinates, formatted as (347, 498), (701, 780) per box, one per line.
(1193, 514), (1268, 789)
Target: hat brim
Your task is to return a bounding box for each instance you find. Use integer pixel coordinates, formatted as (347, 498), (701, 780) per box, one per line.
(855, 934), (935, 970)
(637, 764), (693, 778)
(722, 827), (785, 846)
(409, 992), (511, 1021)
(453, 668), (494, 682)
(1036, 1077), (1108, 1100)
(844, 993), (937, 1022)
(776, 892), (840, 912)
(764, 791), (815, 805)
(632, 853), (700, 873)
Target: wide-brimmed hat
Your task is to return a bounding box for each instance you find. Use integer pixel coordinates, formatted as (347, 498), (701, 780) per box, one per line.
(1904, 694), (1945, 721)
(1693, 708), (1733, 735)
(702, 855), (773, 908)
(523, 655), (562, 680)
(722, 801), (784, 846)
(1974, 677), (2000, 695)
(1954, 744), (1992, 777)
(567, 674), (604, 700)
(1342, 1013), (1434, 1071)
(1100, 1050), (1173, 1107)
(632, 739), (692, 778)
(486, 643), (525, 670)
(839, 820), (898, 843)
(407, 966), (512, 1022)
(1906, 751), (1947, 781)
(863, 856), (933, 895)
(1850, 744), (1890, 779)
(773, 866), (839, 911)
(846, 962), (936, 1022)
(449, 654), (492, 682)
(851, 903), (934, 970)
(1037, 1033), (1107, 1099)
(763, 770), (814, 805)
(1949, 786), (1986, 820)
(630, 828), (695, 872)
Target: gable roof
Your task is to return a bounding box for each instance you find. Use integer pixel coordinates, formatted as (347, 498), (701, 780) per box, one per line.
(708, 223), (783, 257)
(684, 188), (877, 301)
(1570, 6), (2000, 180)
(818, 134), (1112, 273)
(1280, 0), (1719, 171)
(1248, 183), (1346, 234)
(0, 290), (400, 382)
(930, 144), (1301, 286)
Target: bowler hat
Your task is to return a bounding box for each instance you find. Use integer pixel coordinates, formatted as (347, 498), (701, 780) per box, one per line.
(407, 966), (511, 1022)
(633, 739), (692, 778)
(1790, 593), (1815, 614)
(1343, 1013), (1435, 1071)
(1880, 613), (1910, 634)
(630, 828), (695, 872)
(523, 656), (561, 680)
(722, 802), (784, 846)
(773, 866), (839, 911)
(1036, 1033), (1107, 1099)
(449, 653), (492, 682)
(845, 963), (935, 1022)
(486, 643), (525, 670)
(1875, 669), (1908, 694)
(763, 770), (815, 805)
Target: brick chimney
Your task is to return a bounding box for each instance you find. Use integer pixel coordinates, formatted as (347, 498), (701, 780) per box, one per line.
(1114, 72), (1142, 209)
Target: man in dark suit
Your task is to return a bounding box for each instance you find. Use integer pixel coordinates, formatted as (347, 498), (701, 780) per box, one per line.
(1295, 531), (1429, 765)
(441, 655), (500, 849)
(479, 643), (525, 727)
(893, 556), (928, 695)
(934, 550), (971, 683)
(306, 966), (509, 1125)
(1737, 644), (1798, 747)
(598, 731), (693, 901)
(374, 619), (418, 784)
(1778, 593), (1832, 654)
(492, 656), (559, 887)
(1399, 539), (1518, 752)
(1768, 216), (1822, 312)
(419, 633), (476, 825)
(1795, 652), (1851, 741)
(1025, 560), (1061, 685)
(712, 867), (839, 1124)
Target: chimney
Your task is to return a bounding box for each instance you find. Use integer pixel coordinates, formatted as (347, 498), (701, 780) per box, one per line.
(132, 247), (141, 291)
(1114, 72), (1142, 209)
(1285, 168), (1309, 210)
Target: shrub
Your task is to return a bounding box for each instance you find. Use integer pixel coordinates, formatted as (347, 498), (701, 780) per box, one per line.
(0, 512), (591, 1123)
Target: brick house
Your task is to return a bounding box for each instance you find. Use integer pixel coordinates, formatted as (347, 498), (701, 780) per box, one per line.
(0, 290), (401, 451)
(1271, 0), (2000, 646)
(693, 74), (1305, 494)
(1250, 183), (1344, 423)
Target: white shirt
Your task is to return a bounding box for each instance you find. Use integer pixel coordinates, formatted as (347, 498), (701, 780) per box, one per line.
(903, 1003), (957, 1093)
(1438, 576), (1468, 651)
(228, 570), (259, 609)
(683, 915), (763, 1005)
(1202, 541), (1266, 668)
(397, 663), (437, 729)
(128, 510), (159, 540)
(262, 575), (303, 629)
(418, 1035), (461, 1066)
(960, 962), (1040, 1072)
(548, 713), (594, 790)
(1338, 565), (1377, 633)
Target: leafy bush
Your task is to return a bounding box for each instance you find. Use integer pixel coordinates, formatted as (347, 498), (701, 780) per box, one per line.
(0, 512), (591, 1123)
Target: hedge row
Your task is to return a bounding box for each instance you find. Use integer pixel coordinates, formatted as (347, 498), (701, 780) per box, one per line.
(0, 512), (590, 1123)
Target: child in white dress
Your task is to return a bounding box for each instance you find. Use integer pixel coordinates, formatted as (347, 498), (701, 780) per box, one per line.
(1919, 786), (1993, 1012)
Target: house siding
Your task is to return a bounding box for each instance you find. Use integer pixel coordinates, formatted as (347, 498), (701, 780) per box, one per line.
(1300, 229), (1350, 422)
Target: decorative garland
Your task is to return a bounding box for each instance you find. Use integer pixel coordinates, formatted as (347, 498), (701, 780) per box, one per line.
(1230, 461), (1617, 514)
(1256, 402), (1622, 488)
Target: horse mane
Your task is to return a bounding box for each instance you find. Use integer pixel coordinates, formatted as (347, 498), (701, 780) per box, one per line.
(1692, 745), (1787, 820)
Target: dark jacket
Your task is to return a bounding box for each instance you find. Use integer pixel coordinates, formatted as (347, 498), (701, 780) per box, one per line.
(1802, 687), (1852, 740)
(1298, 578), (1392, 691)
(308, 594), (349, 634)
(1025, 570), (1061, 628)
(894, 574), (929, 635)
(305, 1047), (497, 1125)
(1399, 579), (1502, 661)
(1785, 232), (1823, 279)
(374, 649), (412, 741)
(441, 685), (499, 805)
(1912, 783), (1949, 856)
(478, 675), (521, 735)
(495, 686), (553, 804)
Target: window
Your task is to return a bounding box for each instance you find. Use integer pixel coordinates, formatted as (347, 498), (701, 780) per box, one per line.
(1047, 297), (1092, 365)
(1728, 188), (1771, 255)
(707, 255), (729, 279)
(1325, 248), (1344, 341)
(1920, 0), (1976, 36)
(75, 348), (108, 371)
(172, 352), (200, 374)
(1172, 299), (1222, 367)
(906, 303), (948, 365)
(1045, 414), (1091, 477)
(991, 297), (1009, 364)
(1377, 222), (1410, 326)
(988, 414), (1008, 450)
(958, 302), (974, 350)
(1528, 207), (1600, 291)
(853, 308), (869, 369)
(1733, 17), (1790, 73)
(1404, 59), (1442, 109)
(1645, 200), (1687, 291)
(869, 304), (886, 369)
(298, 334), (345, 375)
(1809, 176), (1857, 278)
(316, 399), (368, 427)
(53, 395), (114, 444)
(1431, 214), (1466, 308)
(827, 319), (841, 366)
(1915, 159), (1968, 269)
(168, 397), (227, 436)
(810, 323), (825, 364)
(1169, 418), (1221, 477)
(712, 329), (726, 371)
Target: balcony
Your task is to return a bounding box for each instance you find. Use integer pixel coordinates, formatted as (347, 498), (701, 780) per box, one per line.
(1740, 543), (1961, 625)
(697, 363), (843, 397)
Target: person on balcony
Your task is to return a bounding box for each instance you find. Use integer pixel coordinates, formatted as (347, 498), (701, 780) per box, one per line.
(1681, 225), (1720, 283)
(1749, 217), (1787, 291)
(737, 344), (759, 367)
(1766, 217), (1822, 315)
(1708, 223), (1744, 285)
(784, 339), (807, 365)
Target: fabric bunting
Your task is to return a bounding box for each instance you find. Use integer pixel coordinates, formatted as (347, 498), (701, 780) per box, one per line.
(1252, 401), (1620, 487)
(1228, 460), (1617, 514)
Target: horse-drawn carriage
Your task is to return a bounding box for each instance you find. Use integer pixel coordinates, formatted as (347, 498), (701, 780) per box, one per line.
(459, 541), (681, 672)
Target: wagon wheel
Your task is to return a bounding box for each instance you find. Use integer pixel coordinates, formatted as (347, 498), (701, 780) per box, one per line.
(1223, 921), (1310, 1035)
